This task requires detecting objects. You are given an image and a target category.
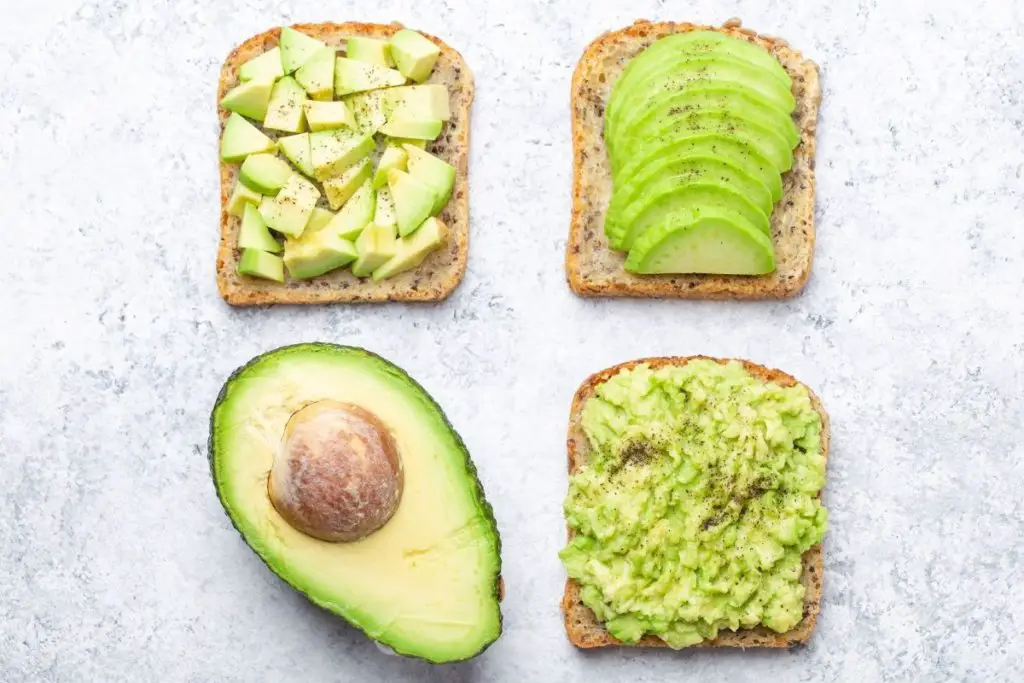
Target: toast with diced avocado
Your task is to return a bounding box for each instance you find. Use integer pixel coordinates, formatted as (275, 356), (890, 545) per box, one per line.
(561, 356), (829, 648)
(566, 19), (820, 299)
(217, 23), (472, 305)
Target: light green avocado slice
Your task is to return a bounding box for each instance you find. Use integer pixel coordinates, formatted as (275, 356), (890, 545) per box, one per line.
(346, 36), (394, 67)
(304, 207), (336, 234)
(303, 100), (356, 131)
(335, 57), (406, 96)
(384, 84), (450, 121)
(239, 154), (293, 195)
(372, 217), (446, 281)
(323, 159), (372, 210)
(309, 129), (374, 181)
(221, 113), (277, 163)
(624, 213), (775, 275)
(239, 47), (285, 82)
(278, 133), (314, 178)
(239, 203), (283, 253)
(404, 145), (456, 215)
(389, 29), (440, 82)
(374, 146), (408, 188)
(208, 343), (502, 662)
(264, 76), (307, 133)
(283, 231), (358, 279)
(343, 90), (390, 134)
(379, 118), (442, 141)
(351, 223), (398, 277)
(295, 47), (336, 101)
(374, 187), (397, 228)
(237, 248), (284, 282)
(258, 174), (320, 237)
(279, 27), (327, 74)
(325, 179), (374, 240)
(227, 181), (262, 217)
(387, 169), (436, 237)
(220, 78), (274, 121)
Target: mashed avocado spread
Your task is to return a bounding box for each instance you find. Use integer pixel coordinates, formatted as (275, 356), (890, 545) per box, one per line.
(560, 360), (827, 647)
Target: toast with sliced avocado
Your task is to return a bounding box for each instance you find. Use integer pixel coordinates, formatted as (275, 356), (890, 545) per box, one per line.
(217, 22), (473, 305)
(561, 356), (829, 648)
(566, 19), (820, 299)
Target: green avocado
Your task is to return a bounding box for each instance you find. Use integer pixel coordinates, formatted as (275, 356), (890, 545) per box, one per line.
(346, 36), (394, 67)
(279, 27), (327, 74)
(264, 76), (307, 133)
(237, 248), (284, 282)
(335, 57), (406, 96)
(221, 113), (277, 162)
(384, 84), (451, 121)
(310, 129), (375, 181)
(560, 360), (826, 647)
(295, 47), (337, 101)
(209, 344), (502, 662)
(303, 100), (356, 131)
(387, 169), (436, 237)
(239, 47), (284, 82)
(624, 212), (775, 275)
(379, 117), (442, 141)
(374, 186), (397, 228)
(372, 216), (447, 281)
(325, 179), (375, 240)
(389, 29), (440, 82)
(278, 133), (315, 178)
(239, 154), (293, 195)
(227, 181), (262, 217)
(404, 145), (455, 215)
(304, 207), (336, 234)
(374, 145), (408, 188)
(283, 231), (358, 279)
(343, 89), (390, 134)
(351, 222), (398, 277)
(239, 203), (283, 253)
(323, 159), (372, 211)
(258, 174), (320, 237)
(220, 78), (274, 122)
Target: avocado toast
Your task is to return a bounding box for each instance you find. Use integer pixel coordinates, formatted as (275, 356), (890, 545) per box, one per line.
(561, 357), (829, 648)
(217, 23), (472, 304)
(566, 19), (820, 298)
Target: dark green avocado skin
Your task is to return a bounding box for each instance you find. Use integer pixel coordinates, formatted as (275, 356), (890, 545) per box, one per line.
(207, 342), (503, 663)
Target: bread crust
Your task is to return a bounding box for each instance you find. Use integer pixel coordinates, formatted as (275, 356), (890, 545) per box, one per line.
(562, 355), (829, 649)
(217, 23), (473, 305)
(566, 19), (821, 299)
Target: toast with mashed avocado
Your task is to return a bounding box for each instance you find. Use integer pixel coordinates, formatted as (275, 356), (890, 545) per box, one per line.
(566, 19), (820, 298)
(560, 356), (829, 648)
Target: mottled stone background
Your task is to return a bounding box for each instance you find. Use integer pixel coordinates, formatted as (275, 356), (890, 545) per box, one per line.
(1, 0), (1022, 681)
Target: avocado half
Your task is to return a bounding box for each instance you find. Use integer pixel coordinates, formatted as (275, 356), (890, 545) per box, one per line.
(208, 343), (502, 663)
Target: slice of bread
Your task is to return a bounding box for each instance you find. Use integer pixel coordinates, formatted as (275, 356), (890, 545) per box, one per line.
(566, 19), (821, 299)
(217, 23), (473, 305)
(562, 356), (829, 649)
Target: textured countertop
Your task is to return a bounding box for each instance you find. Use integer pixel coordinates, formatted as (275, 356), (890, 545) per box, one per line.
(2, 0), (1023, 681)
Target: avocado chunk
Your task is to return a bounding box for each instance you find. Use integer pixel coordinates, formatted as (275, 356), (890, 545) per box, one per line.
(389, 29), (440, 83)
(379, 117), (442, 141)
(343, 89), (389, 134)
(403, 145), (456, 214)
(279, 27), (327, 74)
(220, 78), (274, 121)
(239, 47), (285, 82)
(374, 186), (397, 228)
(239, 203), (283, 253)
(264, 76), (307, 133)
(309, 129), (374, 181)
(374, 146), (408, 188)
(384, 84), (450, 121)
(239, 154), (294, 195)
(278, 133), (314, 178)
(323, 158), (372, 210)
(283, 231), (358, 279)
(325, 179), (374, 240)
(258, 174), (320, 237)
(237, 248), (284, 282)
(303, 100), (356, 131)
(221, 113), (277, 162)
(387, 137), (427, 150)
(372, 217), (447, 281)
(351, 223), (398, 277)
(387, 169), (437, 237)
(304, 206), (336, 234)
(227, 181), (262, 217)
(334, 57), (406, 96)
(346, 36), (394, 67)
(294, 46), (336, 101)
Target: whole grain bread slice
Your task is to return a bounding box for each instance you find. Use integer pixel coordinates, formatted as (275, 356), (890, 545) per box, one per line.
(566, 19), (821, 299)
(562, 356), (829, 649)
(217, 23), (473, 305)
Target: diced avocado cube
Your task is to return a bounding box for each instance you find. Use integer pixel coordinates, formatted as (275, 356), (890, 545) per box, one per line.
(387, 168), (437, 237)
(258, 174), (320, 237)
(239, 154), (293, 195)
(403, 144), (456, 214)
(386, 137), (427, 150)
(227, 181), (262, 217)
(323, 159), (372, 210)
(220, 78), (274, 121)
(384, 84), (450, 121)
(279, 27), (326, 74)
(343, 90), (389, 134)
(346, 36), (394, 67)
(264, 76), (307, 133)
(283, 231), (358, 279)
(374, 186), (397, 228)
(305, 207), (336, 234)
(351, 223), (398, 277)
(238, 248), (284, 282)
(278, 133), (314, 178)
(374, 146), (408, 188)
(239, 203), (283, 253)
(389, 29), (440, 83)
(303, 100), (356, 131)
(379, 117), (442, 141)
(294, 46), (335, 101)
(334, 57), (406, 96)
(239, 47), (284, 82)
(372, 217), (447, 281)
(221, 113), (277, 162)
(309, 129), (374, 181)
(324, 179), (374, 240)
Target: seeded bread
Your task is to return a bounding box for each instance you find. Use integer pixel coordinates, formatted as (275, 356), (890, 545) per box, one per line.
(566, 19), (821, 299)
(562, 356), (829, 648)
(217, 23), (473, 305)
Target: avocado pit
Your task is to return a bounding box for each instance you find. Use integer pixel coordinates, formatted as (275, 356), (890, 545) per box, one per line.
(269, 400), (403, 542)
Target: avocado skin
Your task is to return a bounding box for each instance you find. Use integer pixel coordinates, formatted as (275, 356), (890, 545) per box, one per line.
(207, 342), (503, 662)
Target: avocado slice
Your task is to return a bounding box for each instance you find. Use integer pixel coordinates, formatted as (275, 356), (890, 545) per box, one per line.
(384, 84), (450, 121)
(221, 113), (277, 162)
(379, 117), (442, 141)
(624, 214), (775, 275)
(387, 169), (436, 237)
(324, 179), (374, 240)
(304, 206), (336, 234)
(389, 29), (440, 83)
(346, 36), (394, 67)
(239, 47), (285, 82)
(239, 203), (283, 253)
(209, 343), (503, 661)
(237, 248), (284, 282)
(295, 46), (336, 101)
(403, 145), (456, 215)
(220, 78), (274, 122)
(239, 154), (293, 195)
(343, 89), (390, 134)
(227, 181), (262, 217)
(335, 57), (406, 96)
(351, 223), (399, 277)
(374, 146), (408, 188)
(264, 76), (307, 133)
(374, 186), (397, 228)
(279, 27), (327, 74)
(310, 129), (374, 181)
(283, 231), (358, 279)
(323, 159), (372, 210)
(278, 133), (314, 178)
(372, 217), (447, 281)
(303, 100), (356, 131)
(258, 174), (320, 237)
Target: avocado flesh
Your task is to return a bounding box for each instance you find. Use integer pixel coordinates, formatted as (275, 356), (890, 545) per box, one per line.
(346, 37), (394, 67)
(240, 203), (283, 253)
(278, 133), (315, 178)
(239, 154), (293, 195)
(388, 169), (437, 237)
(389, 29), (441, 83)
(379, 118), (443, 141)
(335, 58), (406, 96)
(326, 179), (375, 240)
(283, 232), (357, 279)
(295, 47), (336, 101)
(279, 27), (326, 74)
(239, 47), (285, 82)
(404, 145), (456, 214)
(624, 212), (775, 275)
(237, 248), (284, 282)
(220, 78), (274, 122)
(373, 217), (447, 281)
(221, 113), (277, 162)
(352, 223), (398, 277)
(323, 159), (372, 210)
(264, 76), (307, 134)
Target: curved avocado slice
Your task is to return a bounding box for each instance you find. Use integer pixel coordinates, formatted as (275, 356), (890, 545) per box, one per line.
(624, 212), (775, 274)
(209, 344), (502, 663)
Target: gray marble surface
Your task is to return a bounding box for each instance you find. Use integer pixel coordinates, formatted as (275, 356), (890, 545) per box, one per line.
(2, 0), (1023, 680)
